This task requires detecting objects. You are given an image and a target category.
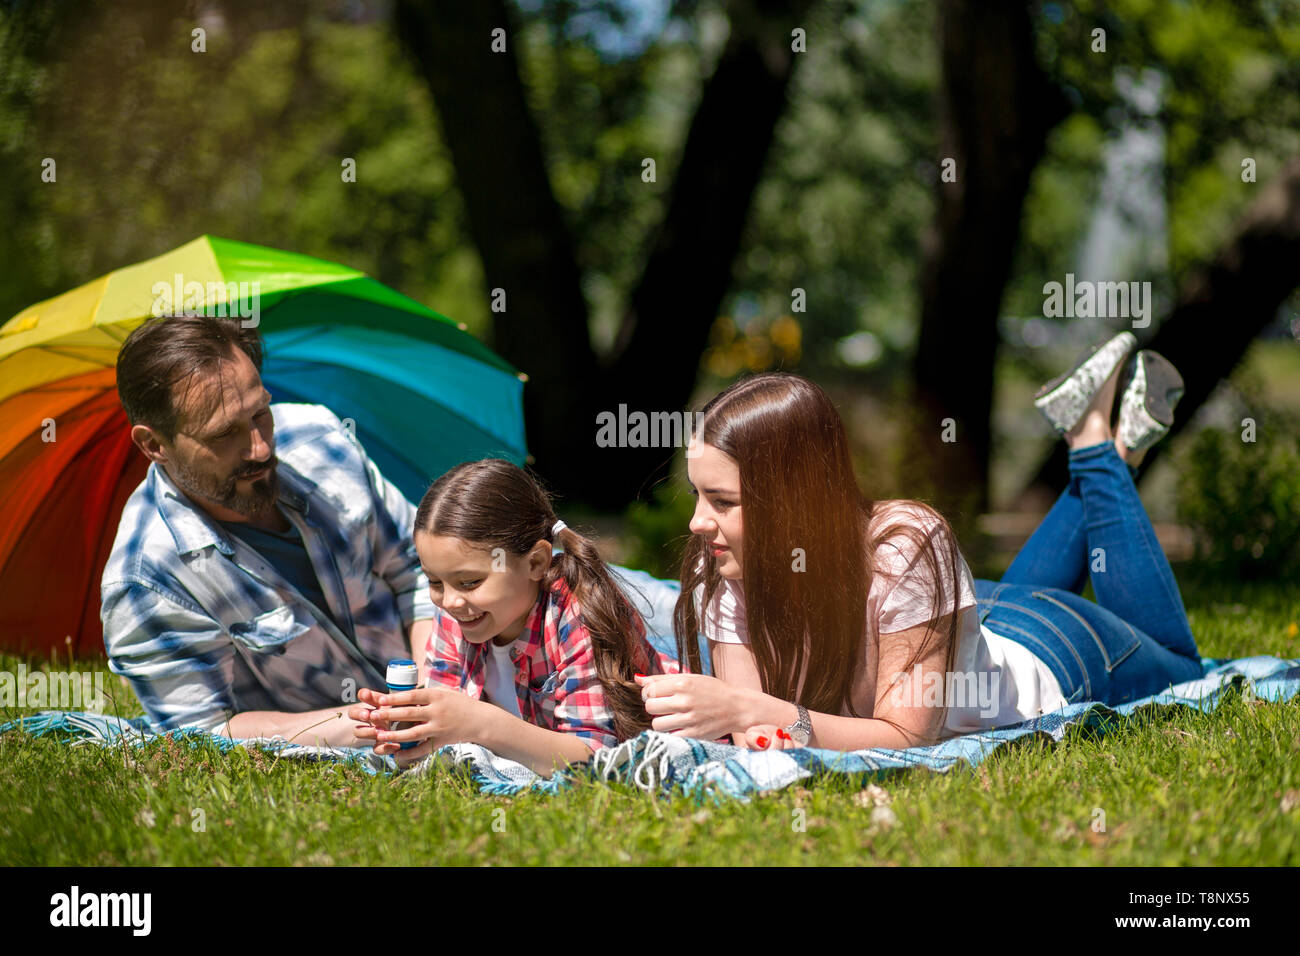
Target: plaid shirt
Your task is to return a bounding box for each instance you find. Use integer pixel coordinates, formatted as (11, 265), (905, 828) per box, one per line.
(101, 403), (435, 733)
(424, 575), (682, 752)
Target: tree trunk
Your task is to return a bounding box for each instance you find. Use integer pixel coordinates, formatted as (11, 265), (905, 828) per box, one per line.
(1026, 153), (1300, 495)
(395, 0), (815, 508)
(909, 0), (1069, 524)
(393, 0), (598, 491)
(600, 0), (817, 502)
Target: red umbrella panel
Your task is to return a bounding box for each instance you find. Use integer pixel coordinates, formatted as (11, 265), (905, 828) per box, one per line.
(0, 369), (147, 656)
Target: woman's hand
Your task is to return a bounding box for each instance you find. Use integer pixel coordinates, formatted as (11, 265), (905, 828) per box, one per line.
(737, 724), (799, 751)
(635, 673), (759, 740)
(348, 685), (485, 763)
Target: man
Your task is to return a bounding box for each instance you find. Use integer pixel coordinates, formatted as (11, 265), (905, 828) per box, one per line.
(101, 315), (433, 746)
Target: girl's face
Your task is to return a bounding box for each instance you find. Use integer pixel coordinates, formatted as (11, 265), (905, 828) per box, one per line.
(686, 439), (744, 579)
(415, 532), (550, 645)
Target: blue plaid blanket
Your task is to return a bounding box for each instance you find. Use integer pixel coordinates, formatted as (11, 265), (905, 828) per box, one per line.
(4, 655), (1297, 802)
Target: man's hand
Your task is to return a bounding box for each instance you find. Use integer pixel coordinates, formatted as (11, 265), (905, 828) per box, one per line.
(222, 707), (369, 748)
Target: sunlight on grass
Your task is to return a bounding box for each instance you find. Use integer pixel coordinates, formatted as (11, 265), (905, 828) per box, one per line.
(1, 581), (1296, 866)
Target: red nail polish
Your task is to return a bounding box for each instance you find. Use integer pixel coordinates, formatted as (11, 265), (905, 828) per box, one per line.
(635, 673), (646, 679)
(756, 736), (769, 748)
(776, 729), (790, 740)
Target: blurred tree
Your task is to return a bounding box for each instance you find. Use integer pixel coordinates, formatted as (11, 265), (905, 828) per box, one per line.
(907, 0), (1070, 520)
(1030, 152), (1300, 493)
(3, 0), (1298, 521)
(1021, 0), (1300, 497)
(0, 0), (489, 339)
(393, 0), (817, 507)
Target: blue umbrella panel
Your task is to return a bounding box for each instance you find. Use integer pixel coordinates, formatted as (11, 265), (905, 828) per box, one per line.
(262, 325), (527, 505)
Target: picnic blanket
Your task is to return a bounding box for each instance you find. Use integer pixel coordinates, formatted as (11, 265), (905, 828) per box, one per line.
(4, 655), (1297, 802)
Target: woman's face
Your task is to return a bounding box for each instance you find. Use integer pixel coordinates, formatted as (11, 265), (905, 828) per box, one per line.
(415, 532), (549, 645)
(686, 439), (744, 579)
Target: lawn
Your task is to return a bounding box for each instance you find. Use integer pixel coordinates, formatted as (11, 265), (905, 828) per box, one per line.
(1, 577), (1296, 866)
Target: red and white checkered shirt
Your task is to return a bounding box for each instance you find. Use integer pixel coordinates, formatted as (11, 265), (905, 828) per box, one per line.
(423, 576), (681, 752)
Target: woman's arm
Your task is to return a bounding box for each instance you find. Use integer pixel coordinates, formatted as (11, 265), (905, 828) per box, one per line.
(795, 616), (953, 750)
(714, 615), (956, 751)
(711, 640), (768, 745)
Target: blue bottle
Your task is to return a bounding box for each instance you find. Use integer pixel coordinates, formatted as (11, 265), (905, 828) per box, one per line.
(385, 659), (419, 750)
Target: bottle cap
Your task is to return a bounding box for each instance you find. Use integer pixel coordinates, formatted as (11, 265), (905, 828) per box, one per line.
(386, 659), (419, 688)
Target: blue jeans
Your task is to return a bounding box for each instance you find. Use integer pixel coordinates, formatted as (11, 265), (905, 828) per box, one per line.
(975, 442), (1202, 706)
(609, 564), (713, 676)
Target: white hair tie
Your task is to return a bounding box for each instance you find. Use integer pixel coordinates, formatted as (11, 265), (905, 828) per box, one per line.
(551, 519), (567, 537)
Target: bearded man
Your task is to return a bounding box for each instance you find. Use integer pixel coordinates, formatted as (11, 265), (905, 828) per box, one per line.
(101, 315), (433, 745)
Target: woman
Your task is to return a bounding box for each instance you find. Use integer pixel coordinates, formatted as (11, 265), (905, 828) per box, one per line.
(635, 332), (1202, 751)
(351, 459), (680, 776)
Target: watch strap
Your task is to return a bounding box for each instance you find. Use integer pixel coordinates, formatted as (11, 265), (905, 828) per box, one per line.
(783, 703), (812, 745)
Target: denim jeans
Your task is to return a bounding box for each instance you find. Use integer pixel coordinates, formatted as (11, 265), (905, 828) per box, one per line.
(609, 564), (713, 676)
(974, 441), (1202, 706)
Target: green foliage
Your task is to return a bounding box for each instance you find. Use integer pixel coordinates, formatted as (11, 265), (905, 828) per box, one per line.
(0, 1), (488, 335)
(3, 581), (1298, 867)
(1176, 412), (1300, 580)
(621, 480), (696, 579)
(1034, 0), (1300, 277)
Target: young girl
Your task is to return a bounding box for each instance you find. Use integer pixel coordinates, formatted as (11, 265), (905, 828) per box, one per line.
(635, 333), (1203, 751)
(350, 458), (680, 776)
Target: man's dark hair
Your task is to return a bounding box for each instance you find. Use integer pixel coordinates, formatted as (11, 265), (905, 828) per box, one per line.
(116, 315), (264, 440)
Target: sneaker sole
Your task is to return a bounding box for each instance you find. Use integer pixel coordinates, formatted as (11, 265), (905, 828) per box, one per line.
(1118, 350), (1184, 452)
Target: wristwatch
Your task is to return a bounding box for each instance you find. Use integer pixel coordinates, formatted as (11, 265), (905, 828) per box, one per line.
(784, 704), (812, 746)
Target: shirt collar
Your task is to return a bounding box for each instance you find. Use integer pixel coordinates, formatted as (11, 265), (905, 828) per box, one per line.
(152, 457), (317, 557)
(479, 582), (553, 666)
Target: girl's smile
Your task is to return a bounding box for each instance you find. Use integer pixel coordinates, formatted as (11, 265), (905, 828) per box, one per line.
(415, 531), (550, 645)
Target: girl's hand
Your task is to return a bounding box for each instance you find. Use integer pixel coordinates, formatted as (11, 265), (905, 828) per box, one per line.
(349, 685), (484, 757)
(634, 673), (754, 740)
(738, 724), (799, 751)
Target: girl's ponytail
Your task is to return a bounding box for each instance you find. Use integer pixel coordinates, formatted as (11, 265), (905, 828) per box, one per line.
(545, 526), (654, 741)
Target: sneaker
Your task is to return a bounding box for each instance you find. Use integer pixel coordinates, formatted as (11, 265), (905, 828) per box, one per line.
(1115, 350), (1184, 453)
(1033, 331), (1137, 434)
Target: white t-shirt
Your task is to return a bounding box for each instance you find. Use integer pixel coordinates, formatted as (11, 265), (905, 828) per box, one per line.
(699, 501), (1067, 736)
(483, 640), (523, 719)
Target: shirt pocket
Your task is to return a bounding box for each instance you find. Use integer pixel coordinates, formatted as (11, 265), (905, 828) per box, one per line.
(229, 605), (312, 653)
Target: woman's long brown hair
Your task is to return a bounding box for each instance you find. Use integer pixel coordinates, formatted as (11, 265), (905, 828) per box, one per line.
(672, 373), (963, 744)
(414, 459), (654, 741)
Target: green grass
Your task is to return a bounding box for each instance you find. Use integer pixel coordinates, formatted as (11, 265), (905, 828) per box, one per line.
(1, 578), (1297, 866)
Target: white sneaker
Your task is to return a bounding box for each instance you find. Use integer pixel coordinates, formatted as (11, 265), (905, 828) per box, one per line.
(1033, 332), (1137, 434)
(1116, 350), (1184, 453)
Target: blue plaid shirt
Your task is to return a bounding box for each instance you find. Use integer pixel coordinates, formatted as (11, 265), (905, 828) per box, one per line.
(100, 403), (435, 733)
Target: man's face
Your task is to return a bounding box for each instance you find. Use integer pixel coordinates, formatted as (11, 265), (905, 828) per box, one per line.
(160, 348), (279, 520)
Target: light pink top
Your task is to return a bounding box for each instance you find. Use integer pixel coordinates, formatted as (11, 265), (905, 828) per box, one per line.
(700, 500), (1066, 734)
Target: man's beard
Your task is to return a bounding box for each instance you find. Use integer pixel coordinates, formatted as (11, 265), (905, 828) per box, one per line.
(169, 455), (280, 518)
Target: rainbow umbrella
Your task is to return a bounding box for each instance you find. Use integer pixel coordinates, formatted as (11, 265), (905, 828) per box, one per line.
(0, 236), (526, 655)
